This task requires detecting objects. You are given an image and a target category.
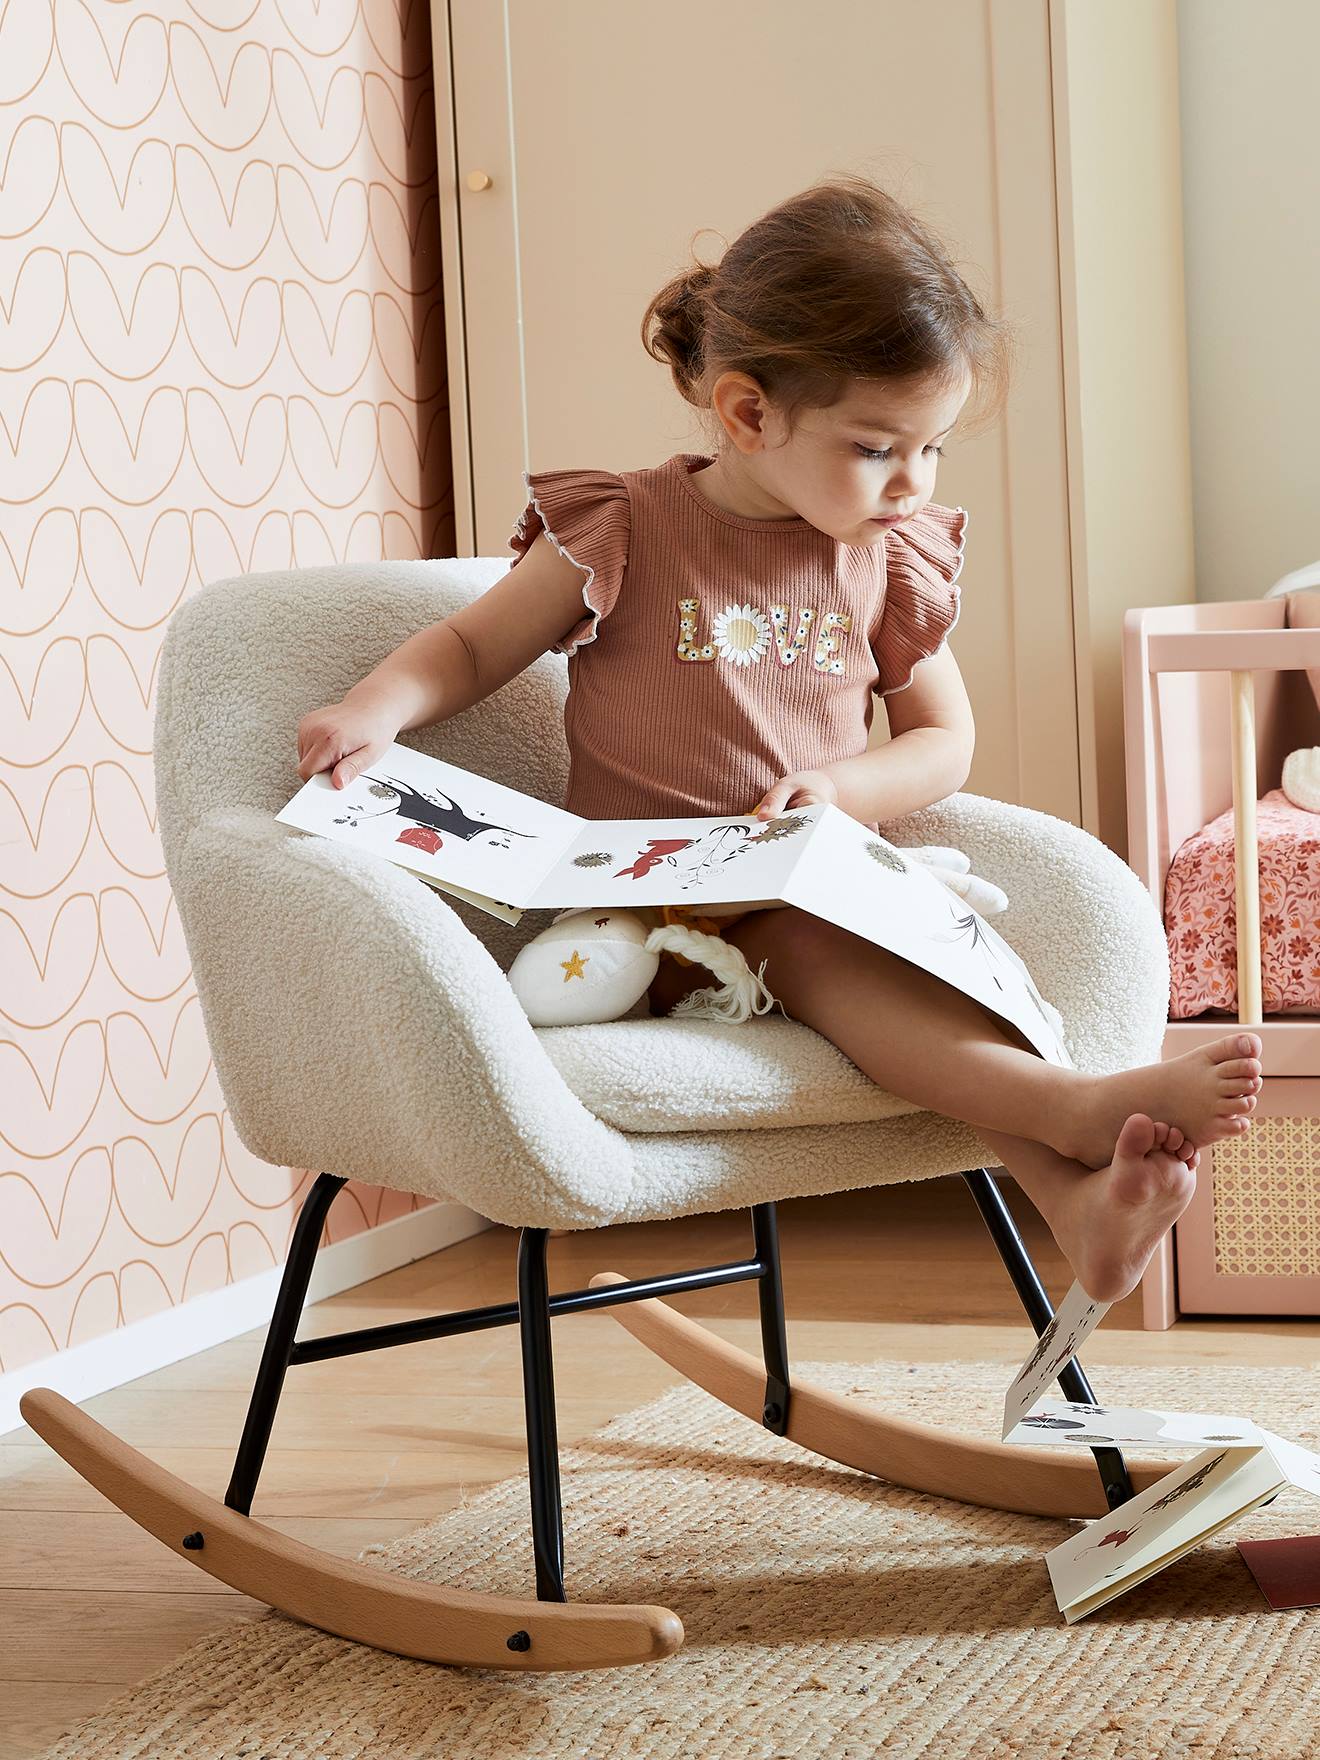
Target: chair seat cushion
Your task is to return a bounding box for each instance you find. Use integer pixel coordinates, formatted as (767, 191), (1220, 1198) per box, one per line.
(536, 1014), (923, 1132)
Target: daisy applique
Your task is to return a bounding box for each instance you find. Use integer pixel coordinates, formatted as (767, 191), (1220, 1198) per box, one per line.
(710, 602), (771, 666)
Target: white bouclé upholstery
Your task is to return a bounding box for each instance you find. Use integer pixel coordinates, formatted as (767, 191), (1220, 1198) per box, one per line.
(154, 560), (1172, 1230)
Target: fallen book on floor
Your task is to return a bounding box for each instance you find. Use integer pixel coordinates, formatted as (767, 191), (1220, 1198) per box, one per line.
(276, 741), (1070, 1065)
(1000, 1279), (1320, 1621)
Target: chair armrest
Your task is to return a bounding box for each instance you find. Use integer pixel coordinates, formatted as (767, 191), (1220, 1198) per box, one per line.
(172, 808), (636, 1226)
(883, 792), (1170, 1075)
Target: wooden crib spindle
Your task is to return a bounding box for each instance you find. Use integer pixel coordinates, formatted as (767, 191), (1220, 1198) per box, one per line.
(1229, 668), (1263, 1025)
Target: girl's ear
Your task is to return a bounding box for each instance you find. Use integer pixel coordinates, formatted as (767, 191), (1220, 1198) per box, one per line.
(711, 370), (772, 452)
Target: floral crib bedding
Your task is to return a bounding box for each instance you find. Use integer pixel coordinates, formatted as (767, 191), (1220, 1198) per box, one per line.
(1165, 788), (1320, 1017)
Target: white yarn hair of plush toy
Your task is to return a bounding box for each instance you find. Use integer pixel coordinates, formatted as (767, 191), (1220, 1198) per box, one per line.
(642, 923), (779, 1023)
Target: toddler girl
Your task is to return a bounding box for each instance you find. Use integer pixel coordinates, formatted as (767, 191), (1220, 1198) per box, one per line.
(296, 174), (1262, 1305)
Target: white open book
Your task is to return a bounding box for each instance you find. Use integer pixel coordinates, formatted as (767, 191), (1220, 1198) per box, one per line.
(1001, 1280), (1320, 1621)
(275, 740), (1070, 1067)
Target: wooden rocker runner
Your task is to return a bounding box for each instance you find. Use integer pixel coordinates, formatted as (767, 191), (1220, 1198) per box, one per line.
(21, 1179), (1172, 1673)
(17, 562), (1181, 1672)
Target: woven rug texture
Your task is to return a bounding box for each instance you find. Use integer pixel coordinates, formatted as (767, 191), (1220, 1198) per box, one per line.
(33, 1357), (1320, 1760)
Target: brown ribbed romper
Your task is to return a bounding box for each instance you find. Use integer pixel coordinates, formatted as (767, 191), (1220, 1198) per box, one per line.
(507, 451), (968, 973)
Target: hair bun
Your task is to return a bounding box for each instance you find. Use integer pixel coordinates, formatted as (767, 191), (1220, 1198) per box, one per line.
(641, 261), (718, 406)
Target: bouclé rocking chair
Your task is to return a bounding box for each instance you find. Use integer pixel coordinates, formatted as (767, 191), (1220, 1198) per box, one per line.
(21, 558), (1177, 1671)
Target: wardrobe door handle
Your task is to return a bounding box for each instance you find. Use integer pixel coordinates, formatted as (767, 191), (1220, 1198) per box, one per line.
(465, 170), (493, 192)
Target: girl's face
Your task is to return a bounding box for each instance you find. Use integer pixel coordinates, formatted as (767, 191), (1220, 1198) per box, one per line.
(712, 369), (971, 544)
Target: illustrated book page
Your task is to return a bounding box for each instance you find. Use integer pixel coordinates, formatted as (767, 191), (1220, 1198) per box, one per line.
(523, 804), (821, 914)
(999, 1280), (1320, 1621)
(1001, 1280), (1112, 1440)
(275, 743), (587, 920)
(1045, 1441), (1310, 1623)
(276, 743), (824, 920)
(276, 745), (1069, 1068)
(778, 802), (1071, 1067)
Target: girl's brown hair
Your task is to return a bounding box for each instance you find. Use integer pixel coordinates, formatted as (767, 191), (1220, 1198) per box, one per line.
(641, 172), (1014, 441)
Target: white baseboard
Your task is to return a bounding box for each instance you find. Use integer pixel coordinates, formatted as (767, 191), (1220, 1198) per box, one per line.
(2, 1201), (491, 1438)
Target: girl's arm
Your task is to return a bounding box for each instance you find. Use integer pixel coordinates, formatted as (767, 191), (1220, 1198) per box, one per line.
(755, 645), (974, 823)
(824, 726), (972, 824)
(825, 644), (975, 823)
(344, 532), (591, 729)
(298, 534), (592, 788)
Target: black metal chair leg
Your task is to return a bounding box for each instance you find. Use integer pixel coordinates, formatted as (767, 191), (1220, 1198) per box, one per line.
(751, 1204), (791, 1435)
(961, 1166), (1137, 1510)
(225, 1171), (347, 1515)
(517, 1227), (567, 1602)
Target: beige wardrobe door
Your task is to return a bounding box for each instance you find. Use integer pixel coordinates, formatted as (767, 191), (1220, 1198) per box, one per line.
(434, 0), (1080, 823)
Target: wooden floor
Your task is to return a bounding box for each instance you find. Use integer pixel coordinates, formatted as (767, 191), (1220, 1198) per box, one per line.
(3, 1175), (1318, 1758)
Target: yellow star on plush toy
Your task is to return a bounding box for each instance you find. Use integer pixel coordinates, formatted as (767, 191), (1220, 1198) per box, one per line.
(560, 949), (589, 982)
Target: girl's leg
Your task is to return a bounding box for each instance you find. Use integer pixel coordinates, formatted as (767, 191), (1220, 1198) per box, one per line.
(646, 906), (1261, 1301)
(697, 907), (1262, 1171)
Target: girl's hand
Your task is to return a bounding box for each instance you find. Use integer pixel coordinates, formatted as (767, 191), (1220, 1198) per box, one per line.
(297, 697), (401, 790)
(751, 768), (839, 820)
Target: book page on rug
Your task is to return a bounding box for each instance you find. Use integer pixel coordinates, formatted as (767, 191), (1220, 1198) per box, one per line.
(526, 804), (823, 910)
(1255, 1430), (1320, 1498)
(1004, 1401), (1275, 1451)
(1002, 1282), (1110, 1439)
(1047, 1445), (1285, 1621)
(778, 804), (1070, 1067)
(276, 743), (586, 910)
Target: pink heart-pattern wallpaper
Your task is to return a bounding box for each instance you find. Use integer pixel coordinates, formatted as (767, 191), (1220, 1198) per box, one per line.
(1, 0), (456, 1375)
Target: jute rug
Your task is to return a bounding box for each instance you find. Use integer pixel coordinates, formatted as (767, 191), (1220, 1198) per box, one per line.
(35, 1358), (1320, 1759)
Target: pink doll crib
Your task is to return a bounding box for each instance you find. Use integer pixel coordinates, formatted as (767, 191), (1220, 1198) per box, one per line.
(1123, 594), (1320, 1328)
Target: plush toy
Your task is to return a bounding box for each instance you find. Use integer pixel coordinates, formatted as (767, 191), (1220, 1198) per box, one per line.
(903, 844), (1009, 917)
(506, 908), (661, 1026)
(1273, 584), (1320, 812)
(506, 844), (1008, 1027)
(506, 907), (777, 1026)
(1281, 748), (1320, 812)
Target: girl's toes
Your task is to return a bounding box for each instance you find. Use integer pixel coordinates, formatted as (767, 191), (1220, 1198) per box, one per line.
(1116, 1112), (1157, 1158)
(1152, 1121), (1170, 1145)
(1166, 1124), (1184, 1150)
(1212, 1034), (1262, 1066)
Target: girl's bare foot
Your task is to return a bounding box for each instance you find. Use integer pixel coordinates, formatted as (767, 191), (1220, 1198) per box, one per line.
(1054, 1112), (1200, 1302)
(1056, 1032), (1263, 1170)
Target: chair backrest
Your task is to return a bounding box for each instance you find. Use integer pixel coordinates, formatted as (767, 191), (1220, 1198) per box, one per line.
(154, 560), (571, 968)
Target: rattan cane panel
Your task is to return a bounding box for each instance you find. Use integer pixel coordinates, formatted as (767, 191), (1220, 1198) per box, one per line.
(1212, 1115), (1320, 1276)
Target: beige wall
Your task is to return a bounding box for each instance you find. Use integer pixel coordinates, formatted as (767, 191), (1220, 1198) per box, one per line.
(1, 1), (454, 1377)
(1178, 0), (1320, 602)
(1051, 0), (1195, 856)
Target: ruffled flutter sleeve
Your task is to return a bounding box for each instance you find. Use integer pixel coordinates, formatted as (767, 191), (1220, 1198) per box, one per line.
(507, 467), (631, 657)
(871, 502), (969, 697)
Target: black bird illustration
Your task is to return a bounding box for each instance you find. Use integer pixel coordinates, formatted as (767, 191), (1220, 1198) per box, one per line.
(350, 775), (538, 848)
